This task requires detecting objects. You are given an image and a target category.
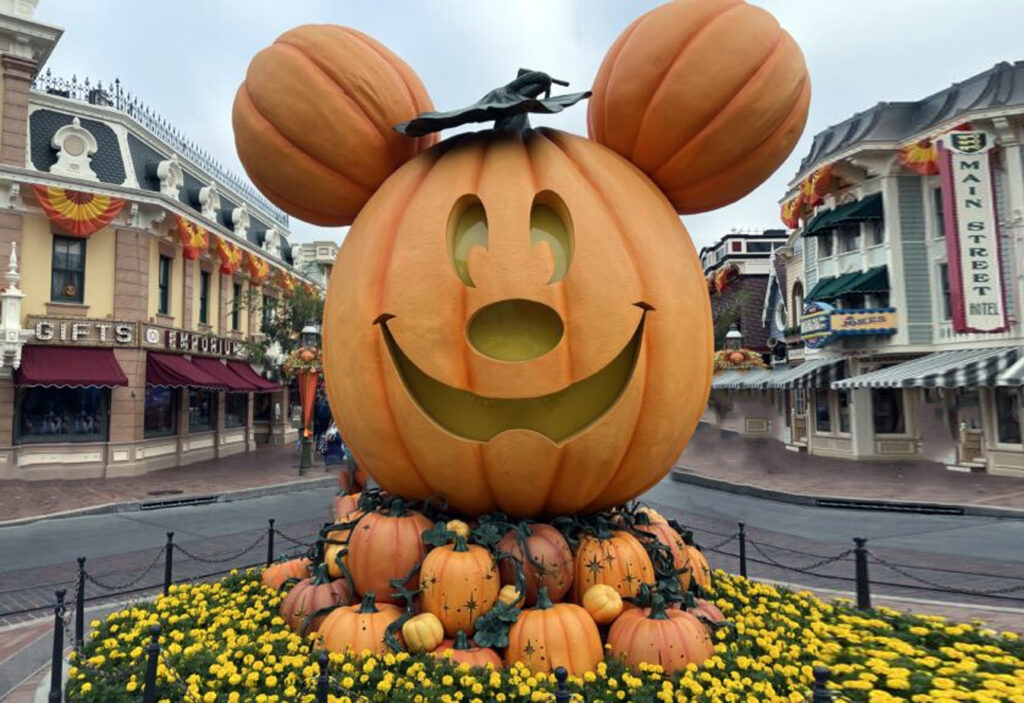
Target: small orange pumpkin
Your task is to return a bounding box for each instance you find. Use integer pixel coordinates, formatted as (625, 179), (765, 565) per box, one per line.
(588, 0), (810, 214)
(333, 490), (361, 521)
(688, 595), (726, 631)
(346, 502), (433, 603)
(320, 591), (403, 655)
(279, 563), (352, 634)
(636, 506), (668, 525)
(728, 351), (746, 363)
(506, 587), (602, 675)
(498, 584), (522, 607)
(680, 531), (713, 590)
(571, 531), (655, 602)
(420, 535), (500, 636)
(233, 24), (436, 226)
(432, 630), (503, 670)
(606, 594), (714, 673)
(324, 507), (364, 580)
(401, 612), (445, 654)
(581, 584), (623, 625)
(497, 523), (574, 606)
(446, 519), (471, 539)
(261, 557), (311, 590)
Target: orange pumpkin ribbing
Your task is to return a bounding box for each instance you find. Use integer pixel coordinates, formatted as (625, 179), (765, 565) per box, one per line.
(588, 0), (810, 214)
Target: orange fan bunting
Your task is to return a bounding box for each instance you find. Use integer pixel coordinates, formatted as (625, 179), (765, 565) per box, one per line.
(215, 237), (243, 275)
(898, 139), (939, 176)
(174, 215), (209, 260)
(780, 195), (803, 228)
(32, 185), (125, 238)
(275, 270), (296, 297)
(247, 252), (270, 285)
(800, 164), (833, 207)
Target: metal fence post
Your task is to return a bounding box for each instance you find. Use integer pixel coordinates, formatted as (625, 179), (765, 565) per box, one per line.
(854, 537), (871, 610)
(554, 666), (569, 703)
(163, 533), (174, 596)
(142, 625), (161, 703)
(47, 589), (66, 703)
(316, 650), (329, 703)
(738, 522), (747, 578)
(267, 519), (276, 566)
(810, 664), (832, 702)
(75, 557), (85, 650)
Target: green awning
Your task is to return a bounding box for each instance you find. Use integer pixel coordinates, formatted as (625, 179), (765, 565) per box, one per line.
(804, 193), (883, 236)
(805, 276), (835, 301)
(840, 266), (889, 296)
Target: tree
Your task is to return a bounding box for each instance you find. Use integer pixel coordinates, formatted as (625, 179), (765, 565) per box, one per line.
(238, 284), (324, 380)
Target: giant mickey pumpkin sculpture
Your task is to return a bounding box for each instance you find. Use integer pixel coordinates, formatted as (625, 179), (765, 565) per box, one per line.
(234, 1), (808, 519)
(238, 0), (808, 669)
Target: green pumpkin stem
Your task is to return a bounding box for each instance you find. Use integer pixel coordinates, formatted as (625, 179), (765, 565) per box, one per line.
(389, 497), (407, 517)
(649, 593), (671, 621)
(683, 592), (696, 609)
(454, 630), (471, 650)
(358, 592), (379, 614)
(535, 587), (554, 610)
(453, 534), (469, 552)
(311, 563), (331, 586)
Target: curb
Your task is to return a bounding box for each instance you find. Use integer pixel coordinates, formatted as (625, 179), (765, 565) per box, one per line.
(670, 468), (1024, 520)
(0, 475), (337, 530)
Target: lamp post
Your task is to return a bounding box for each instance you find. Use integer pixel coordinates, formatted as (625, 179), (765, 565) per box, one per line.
(725, 323), (743, 351)
(297, 322), (321, 472)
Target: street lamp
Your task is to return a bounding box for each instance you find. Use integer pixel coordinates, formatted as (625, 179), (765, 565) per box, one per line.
(725, 323), (743, 351)
(297, 321), (321, 472)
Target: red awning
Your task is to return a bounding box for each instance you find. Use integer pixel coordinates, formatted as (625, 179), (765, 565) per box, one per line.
(15, 346), (129, 388)
(192, 357), (258, 392)
(146, 352), (225, 389)
(226, 361), (282, 392)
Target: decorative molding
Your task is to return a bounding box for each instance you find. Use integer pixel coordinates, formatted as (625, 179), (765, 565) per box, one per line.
(0, 181), (22, 209)
(262, 226), (281, 258)
(198, 180), (220, 221)
(49, 116), (98, 181)
(156, 154), (183, 200)
(231, 202), (249, 239)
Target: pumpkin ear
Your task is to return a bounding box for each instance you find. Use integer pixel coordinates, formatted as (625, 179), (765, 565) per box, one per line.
(587, 0), (810, 215)
(233, 25), (437, 227)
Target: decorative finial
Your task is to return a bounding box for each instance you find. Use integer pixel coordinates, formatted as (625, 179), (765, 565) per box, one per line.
(6, 241), (19, 288)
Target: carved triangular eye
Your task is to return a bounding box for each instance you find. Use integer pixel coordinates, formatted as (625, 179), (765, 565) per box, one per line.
(448, 196), (488, 287)
(530, 192), (573, 284)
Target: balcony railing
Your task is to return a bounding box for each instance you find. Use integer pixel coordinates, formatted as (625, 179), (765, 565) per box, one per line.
(31, 70), (288, 227)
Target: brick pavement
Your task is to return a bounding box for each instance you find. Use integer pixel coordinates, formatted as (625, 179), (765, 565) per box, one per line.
(0, 443), (331, 523)
(677, 422), (1024, 510)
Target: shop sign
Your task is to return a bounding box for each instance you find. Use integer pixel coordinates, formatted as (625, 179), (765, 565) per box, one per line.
(801, 303), (897, 348)
(142, 325), (246, 359)
(938, 131), (1008, 334)
(29, 317), (136, 346)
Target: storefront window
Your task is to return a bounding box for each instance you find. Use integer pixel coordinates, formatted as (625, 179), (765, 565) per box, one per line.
(232, 283), (242, 330)
(15, 387), (108, 444)
(837, 389), (851, 434)
(144, 387), (178, 437)
(254, 392), (272, 422)
(933, 188), (945, 238)
(794, 389), (806, 416)
(189, 389), (217, 433)
(819, 234), (834, 257)
(225, 393), (248, 428)
(814, 388), (831, 432)
(995, 388), (1022, 444)
(262, 297), (278, 332)
(938, 264), (952, 321)
(868, 220), (885, 246)
(838, 224), (860, 253)
(51, 236), (85, 303)
(873, 388), (905, 434)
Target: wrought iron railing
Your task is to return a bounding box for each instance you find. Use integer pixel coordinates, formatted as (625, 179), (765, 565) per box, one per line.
(31, 70), (288, 227)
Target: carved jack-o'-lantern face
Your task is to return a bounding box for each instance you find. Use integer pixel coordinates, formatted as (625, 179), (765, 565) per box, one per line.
(236, 4), (809, 518)
(322, 128), (712, 518)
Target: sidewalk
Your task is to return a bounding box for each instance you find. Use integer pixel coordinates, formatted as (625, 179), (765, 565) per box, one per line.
(676, 423), (1024, 512)
(0, 443), (337, 523)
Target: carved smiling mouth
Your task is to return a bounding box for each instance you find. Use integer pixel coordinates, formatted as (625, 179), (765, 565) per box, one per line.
(376, 304), (651, 443)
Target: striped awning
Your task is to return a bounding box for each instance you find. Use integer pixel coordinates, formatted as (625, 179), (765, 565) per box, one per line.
(996, 354), (1024, 386)
(832, 347), (1020, 390)
(710, 368), (777, 390)
(763, 358), (846, 389)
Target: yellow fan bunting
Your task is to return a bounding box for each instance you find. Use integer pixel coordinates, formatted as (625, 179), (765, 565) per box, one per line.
(32, 185), (125, 237)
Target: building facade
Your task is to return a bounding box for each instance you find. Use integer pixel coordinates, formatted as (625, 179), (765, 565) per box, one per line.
(0, 4), (312, 480)
(293, 240), (339, 289)
(708, 61), (1024, 477)
(700, 228), (788, 352)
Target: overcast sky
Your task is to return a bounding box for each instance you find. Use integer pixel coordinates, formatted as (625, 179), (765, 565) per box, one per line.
(32, 0), (1024, 250)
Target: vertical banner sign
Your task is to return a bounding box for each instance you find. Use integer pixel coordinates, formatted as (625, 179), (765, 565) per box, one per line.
(938, 131), (1008, 333)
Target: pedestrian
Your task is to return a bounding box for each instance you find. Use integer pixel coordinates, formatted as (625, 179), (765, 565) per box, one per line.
(313, 391), (332, 449)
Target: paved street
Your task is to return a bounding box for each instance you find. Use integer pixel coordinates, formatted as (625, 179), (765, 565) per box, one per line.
(2, 478), (1022, 630)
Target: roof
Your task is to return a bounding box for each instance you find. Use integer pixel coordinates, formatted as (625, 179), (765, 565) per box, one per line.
(796, 61), (1024, 179)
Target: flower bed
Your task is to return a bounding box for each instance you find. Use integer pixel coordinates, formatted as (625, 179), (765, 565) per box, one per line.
(66, 570), (1024, 702)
